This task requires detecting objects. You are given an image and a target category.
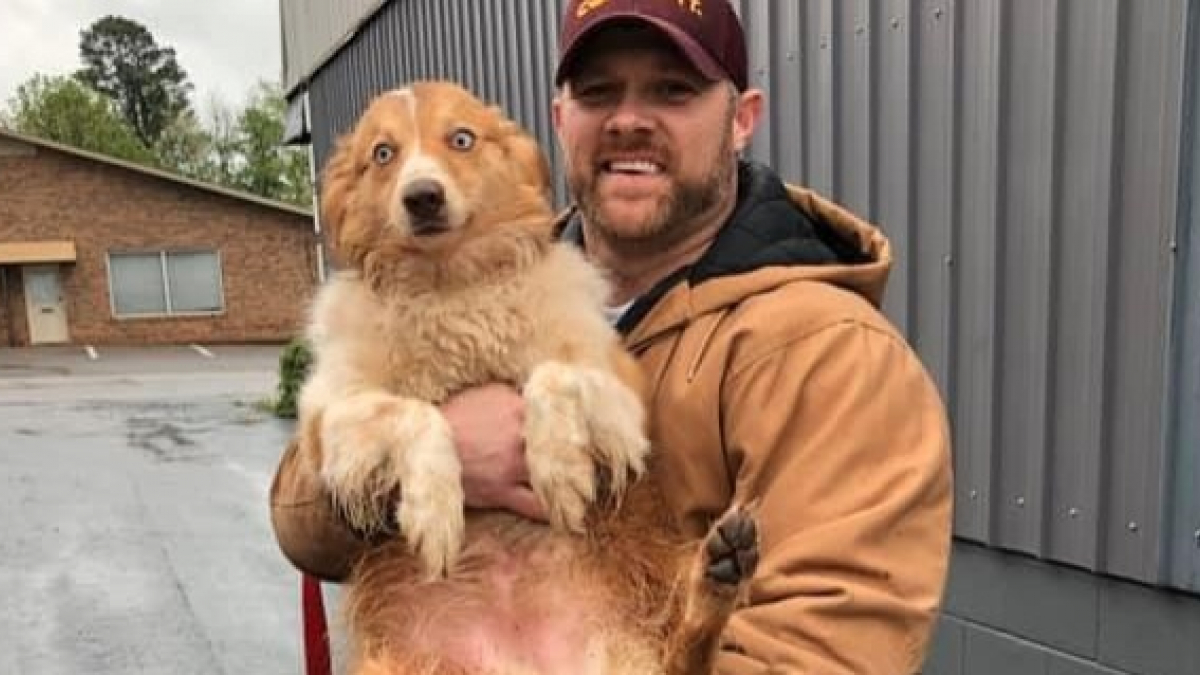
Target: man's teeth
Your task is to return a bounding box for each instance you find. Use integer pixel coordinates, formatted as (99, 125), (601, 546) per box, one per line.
(607, 160), (661, 174)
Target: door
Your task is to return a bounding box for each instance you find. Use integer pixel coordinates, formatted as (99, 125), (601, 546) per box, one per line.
(23, 265), (69, 344)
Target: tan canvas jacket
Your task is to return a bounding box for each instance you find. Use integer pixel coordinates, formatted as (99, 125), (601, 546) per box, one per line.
(269, 180), (953, 674)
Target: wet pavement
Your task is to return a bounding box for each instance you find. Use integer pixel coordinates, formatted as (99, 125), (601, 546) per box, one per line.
(0, 344), (308, 674)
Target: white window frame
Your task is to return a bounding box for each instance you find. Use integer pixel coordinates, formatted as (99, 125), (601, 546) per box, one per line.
(106, 249), (226, 319)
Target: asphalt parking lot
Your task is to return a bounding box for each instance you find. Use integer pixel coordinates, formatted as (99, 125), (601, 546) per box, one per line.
(0, 344), (312, 675)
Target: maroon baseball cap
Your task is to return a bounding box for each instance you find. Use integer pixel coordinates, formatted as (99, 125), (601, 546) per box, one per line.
(556, 0), (749, 91)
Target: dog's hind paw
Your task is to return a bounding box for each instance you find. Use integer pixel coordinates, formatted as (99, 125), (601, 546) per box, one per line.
(704, 507), (759, 589)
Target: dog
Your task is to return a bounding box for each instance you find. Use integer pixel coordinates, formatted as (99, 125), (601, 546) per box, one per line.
(294, 80), (758, 674)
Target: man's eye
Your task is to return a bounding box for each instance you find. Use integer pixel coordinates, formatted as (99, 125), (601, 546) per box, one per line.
(372, 143), (396, 164)
(655, 82), (697, 103)
(573, 83), (615, 104)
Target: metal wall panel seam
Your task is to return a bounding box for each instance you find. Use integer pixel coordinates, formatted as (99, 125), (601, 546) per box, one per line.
(912, 0), (955, 421)
(877, 0), (916, 338)
(770, 0), (806, 185)
(984, 0), (1010, 548)
(838, 0), (874, 218)
(1166, 0), (1200, 593)
(1104, 0), (1187, 584)
(1045, 0), (1122, 571)
(943, 0), (990, 535)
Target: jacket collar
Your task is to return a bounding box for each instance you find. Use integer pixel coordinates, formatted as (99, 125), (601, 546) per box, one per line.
(555, 161), (892, 346)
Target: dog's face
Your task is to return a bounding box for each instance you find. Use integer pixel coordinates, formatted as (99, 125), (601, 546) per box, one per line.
(321, 81), (552, 267)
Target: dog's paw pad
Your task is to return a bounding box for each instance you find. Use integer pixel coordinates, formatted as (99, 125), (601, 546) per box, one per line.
(704, 508), (759, 587)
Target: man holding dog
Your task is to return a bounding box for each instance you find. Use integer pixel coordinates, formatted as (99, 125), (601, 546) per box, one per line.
(271, 0), (953, 672)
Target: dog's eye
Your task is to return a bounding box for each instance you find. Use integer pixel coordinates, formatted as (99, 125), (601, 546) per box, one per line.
(449, 129), (476, 152)
(372, 143), (395, 165)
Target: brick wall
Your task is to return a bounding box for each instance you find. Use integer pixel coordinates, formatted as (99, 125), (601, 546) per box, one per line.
(0, 140), (318, 346)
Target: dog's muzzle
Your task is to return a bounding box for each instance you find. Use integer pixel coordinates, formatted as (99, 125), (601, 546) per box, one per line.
(403, 179), (449, 235)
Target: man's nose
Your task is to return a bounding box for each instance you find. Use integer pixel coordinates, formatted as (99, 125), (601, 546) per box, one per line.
(603, 96), (654, 135)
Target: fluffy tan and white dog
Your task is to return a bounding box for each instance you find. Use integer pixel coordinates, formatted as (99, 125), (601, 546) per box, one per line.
(295, 80), (757, 675)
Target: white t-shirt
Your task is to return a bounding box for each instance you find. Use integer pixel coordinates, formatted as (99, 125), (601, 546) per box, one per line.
(604, 301), (633, 327)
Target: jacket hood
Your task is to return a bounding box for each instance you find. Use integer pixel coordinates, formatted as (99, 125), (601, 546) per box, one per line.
(557, 161), (893, 348)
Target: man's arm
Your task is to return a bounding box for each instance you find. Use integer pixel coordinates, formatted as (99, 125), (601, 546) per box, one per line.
(714, 321), (953, 674)
(268, 384), (545, 581)
(269, 436), (367, 581)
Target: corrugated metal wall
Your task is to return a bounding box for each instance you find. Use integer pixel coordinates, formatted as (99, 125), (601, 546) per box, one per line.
(279, 0), (388, 95)
(1169, 0), (1200, 593)
(289, 0), (1198, 593)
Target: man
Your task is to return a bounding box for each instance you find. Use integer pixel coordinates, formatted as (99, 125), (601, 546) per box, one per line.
(270, 0), (953, 672)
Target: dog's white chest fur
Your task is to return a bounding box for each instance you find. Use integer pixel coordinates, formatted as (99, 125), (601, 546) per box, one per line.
(305, 242), (613, 403)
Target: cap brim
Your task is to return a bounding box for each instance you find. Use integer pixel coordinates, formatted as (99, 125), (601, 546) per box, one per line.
(555, 13), (726, 86)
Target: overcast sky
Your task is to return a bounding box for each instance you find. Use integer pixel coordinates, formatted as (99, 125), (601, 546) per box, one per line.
(0, 0), (283, 120)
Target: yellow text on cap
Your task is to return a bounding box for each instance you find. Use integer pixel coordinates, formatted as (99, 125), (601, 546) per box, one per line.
(576, 0), (704, 19)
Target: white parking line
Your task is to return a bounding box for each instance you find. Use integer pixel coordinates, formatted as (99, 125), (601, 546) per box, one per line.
(84, 345), (99, 360)
(190, 344), (215, 359)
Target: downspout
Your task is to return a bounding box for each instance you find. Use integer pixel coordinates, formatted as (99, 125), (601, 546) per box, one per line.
(1, 265), (14, 347)
(303, 90), (327, 283)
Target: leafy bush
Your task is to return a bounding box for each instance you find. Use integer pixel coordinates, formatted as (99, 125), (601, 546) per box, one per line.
(272, 336), (312, 418)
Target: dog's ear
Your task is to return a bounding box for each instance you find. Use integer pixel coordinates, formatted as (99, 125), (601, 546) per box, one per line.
(318, 134), (363, 266)
(498, 118), (552, 198)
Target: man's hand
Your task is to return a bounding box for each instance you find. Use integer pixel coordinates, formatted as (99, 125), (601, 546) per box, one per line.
(441, 384), (548, 522)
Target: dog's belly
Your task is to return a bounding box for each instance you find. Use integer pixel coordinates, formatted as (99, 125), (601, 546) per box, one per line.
(419, 575), (628, 674)
(349, 512), (671, 674)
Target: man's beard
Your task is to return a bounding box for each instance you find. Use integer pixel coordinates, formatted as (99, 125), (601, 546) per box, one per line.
(570, 135), (735, 251)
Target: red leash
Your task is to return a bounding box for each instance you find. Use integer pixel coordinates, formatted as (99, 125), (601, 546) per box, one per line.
(301, 574), (332, 675)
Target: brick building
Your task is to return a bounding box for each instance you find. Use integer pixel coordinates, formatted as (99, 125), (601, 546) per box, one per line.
(0, 128), (320, 347)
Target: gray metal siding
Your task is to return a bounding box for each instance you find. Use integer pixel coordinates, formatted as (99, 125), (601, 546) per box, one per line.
(1169, 0), (1200, 593)
(291, 0), (1197, 592)
(933, 542), (1200, 675)
(721, 0), (1188, 585)
(1102, 0), (1186, 583)
(279, 0), (387, 94)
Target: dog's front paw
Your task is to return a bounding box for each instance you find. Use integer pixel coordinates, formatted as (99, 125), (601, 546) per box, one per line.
(394, 407), (465, 578)
(523, 362), (598, 532)
(319, 395), (466, 576)
(577, 368), (650, 500)
(320, 413), (400, 535)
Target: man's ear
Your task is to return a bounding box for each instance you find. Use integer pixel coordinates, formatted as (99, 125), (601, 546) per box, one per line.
(551, 94), (563, 133)
(731, 88), (765, 154)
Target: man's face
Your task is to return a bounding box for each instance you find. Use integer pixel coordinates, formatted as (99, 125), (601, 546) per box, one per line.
(553, 24), (759, 248)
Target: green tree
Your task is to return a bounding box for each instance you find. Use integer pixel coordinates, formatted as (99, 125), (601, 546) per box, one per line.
(152, 110), (218, 181)
(233, 82), (312, 207)
(203, 94), (243, 188)
(146, 85), (312, 208)
(77, 15), (193, 147)
(2, 74), (153, 163)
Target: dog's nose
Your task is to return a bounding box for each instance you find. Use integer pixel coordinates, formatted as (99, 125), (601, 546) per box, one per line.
(403, 179), (446, 220)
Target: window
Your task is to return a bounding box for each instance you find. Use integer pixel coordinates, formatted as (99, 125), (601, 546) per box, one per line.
(108, 250), (224, 317)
